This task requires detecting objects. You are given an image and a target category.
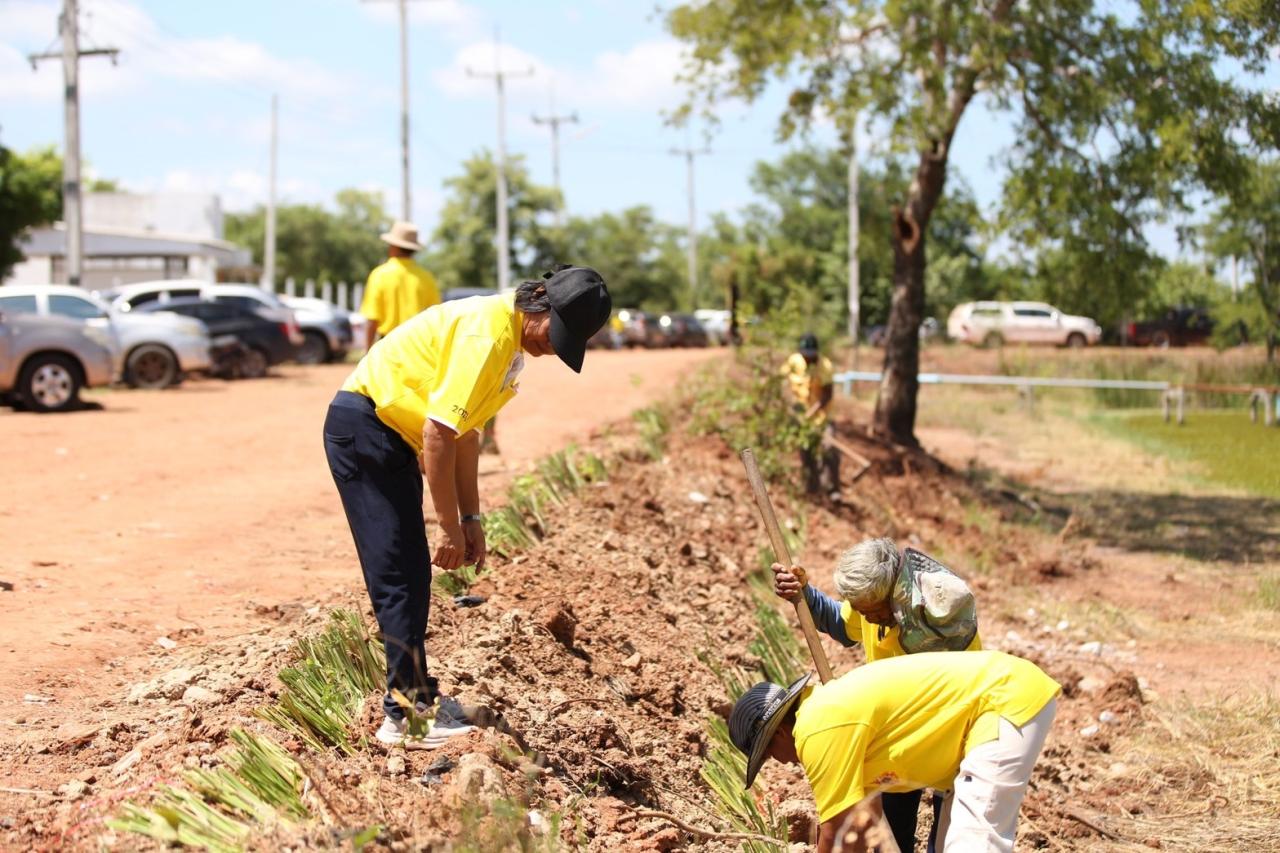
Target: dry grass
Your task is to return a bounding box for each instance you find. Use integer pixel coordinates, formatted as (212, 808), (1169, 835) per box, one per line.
(1101, 692), (1280, 852)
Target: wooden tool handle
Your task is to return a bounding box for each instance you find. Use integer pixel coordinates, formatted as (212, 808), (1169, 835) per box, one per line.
(740, 448), (835, 684)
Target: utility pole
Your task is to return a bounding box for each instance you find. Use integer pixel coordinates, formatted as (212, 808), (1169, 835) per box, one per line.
(29, 0), (118, 287)
(364, 0), (438, 221)
(847, 118), (861, 352)
(532, 88), (578, 227)
(263, 94), (278, 292)
(468, 31), (533, 293)
(669, 140), (710, 309)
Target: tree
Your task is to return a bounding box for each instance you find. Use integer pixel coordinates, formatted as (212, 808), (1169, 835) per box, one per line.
(1204, 159), (1280, 362)
(0, 146), (64, 280)
(426, 152), (562, 289)
(561, 206), (686, 310)
(225, 188), (390, 285)
(668, 1), (1280, 444)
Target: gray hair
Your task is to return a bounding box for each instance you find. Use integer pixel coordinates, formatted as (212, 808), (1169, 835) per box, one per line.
(834, 538), (900, 606)
(514, 279), (551, 313)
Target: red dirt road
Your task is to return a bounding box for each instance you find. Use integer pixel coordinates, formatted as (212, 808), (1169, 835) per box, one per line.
(0, 348), (720, 728)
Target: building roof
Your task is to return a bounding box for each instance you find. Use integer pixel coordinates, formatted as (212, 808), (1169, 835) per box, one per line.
(21, 224), (251, 267)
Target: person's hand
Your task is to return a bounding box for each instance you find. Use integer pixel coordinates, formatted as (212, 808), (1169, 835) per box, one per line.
(772, 562), (808, 602)
(433, 523), (466, 571)
(462, 518), (486, 570)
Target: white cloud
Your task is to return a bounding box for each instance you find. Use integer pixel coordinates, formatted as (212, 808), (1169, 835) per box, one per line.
(359, 0), (483, 43)
(0, 0), (57, 43)
(432, 37), (688, 111)
(0, 0), (358, 103)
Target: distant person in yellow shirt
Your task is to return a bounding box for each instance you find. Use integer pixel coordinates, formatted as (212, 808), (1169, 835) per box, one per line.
(728, 651), (1060, 853)
(359, 220), (441, 350)
(783, 333), (840, 498)
(324, 265), (611, 749)
(773, 538), (982, 851)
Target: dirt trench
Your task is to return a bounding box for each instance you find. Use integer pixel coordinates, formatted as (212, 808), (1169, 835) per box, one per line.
(4, 418), (1159, 851)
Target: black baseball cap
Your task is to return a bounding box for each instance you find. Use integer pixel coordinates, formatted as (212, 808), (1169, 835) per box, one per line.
(544, 265), (612, 373)
(728, 672), (812, 787)
(798, 333), (820, 357)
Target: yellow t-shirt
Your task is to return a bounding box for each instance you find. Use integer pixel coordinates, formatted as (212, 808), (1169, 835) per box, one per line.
(839, 601), (982, 662)
(360, 257), (442, 337)
(793, 650), (1061, 823)
(342, 294), (522, 452)
(783, 352), (834, 418)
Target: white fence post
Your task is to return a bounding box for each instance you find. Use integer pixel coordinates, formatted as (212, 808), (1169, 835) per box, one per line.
(338, 281), (349, 311)
(322, 280), (334, 304)
(304, 278), (316, 299)
(285, 277), (296, 298)
(354, 284), (364, 314)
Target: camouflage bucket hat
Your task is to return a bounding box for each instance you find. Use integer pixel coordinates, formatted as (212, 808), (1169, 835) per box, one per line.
(890, 548), (978, 654)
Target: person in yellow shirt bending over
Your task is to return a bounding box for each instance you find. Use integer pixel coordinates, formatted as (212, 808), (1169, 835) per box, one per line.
(324, 265), (611, 749)
(773, 538), (982, 852)
(783, 333), (840, 498)
(729, 650), (1060, 853)
(359, 220), (441, 350)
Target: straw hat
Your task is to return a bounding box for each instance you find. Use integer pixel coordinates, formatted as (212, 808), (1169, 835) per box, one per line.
(380, 220), (423, 252)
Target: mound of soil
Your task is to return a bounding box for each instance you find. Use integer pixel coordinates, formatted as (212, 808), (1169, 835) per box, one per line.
(2, 419), (1151, 851)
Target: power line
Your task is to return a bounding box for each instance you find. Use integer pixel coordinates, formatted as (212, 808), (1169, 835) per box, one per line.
(531, 85), (578, 227)
(467, 29), (533, 293)
(28, 0), (120, 288)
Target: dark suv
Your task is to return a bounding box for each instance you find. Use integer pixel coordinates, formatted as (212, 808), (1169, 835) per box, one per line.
(1126, 307), (1214, 347)
(140, 299), (296, 378)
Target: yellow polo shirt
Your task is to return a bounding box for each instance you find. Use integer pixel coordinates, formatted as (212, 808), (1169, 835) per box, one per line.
(783, 353), (834, 420)
(342, 294), (522, 451)
(839, 601), (982, 662)
(360, 257), (441, 337)
(793, 650), (1061, 823)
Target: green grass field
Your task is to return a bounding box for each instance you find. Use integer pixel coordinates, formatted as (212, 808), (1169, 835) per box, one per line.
(1102, 410), (1280, 498)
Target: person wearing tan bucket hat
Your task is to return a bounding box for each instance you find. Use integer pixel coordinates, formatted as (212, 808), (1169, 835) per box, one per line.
(358, 220), (441, 350)
(773, 538), (982, 852)
(729, 650), (1060, 853)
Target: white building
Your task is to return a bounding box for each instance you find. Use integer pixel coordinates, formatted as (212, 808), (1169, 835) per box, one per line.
(6, 192), (252, 289)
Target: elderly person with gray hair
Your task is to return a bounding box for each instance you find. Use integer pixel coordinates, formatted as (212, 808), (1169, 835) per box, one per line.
(773, 537), (981, 853)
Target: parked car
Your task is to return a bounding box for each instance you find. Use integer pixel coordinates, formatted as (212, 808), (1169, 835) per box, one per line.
(282, 296), (355, 364)
(0, 309), (115, 412)
(615, 309), (649, 348)
(865, 317), (940, 346)
(443, 287), (498, 302)
(102, 280), (304, 353)
(947, 301), (1102, 347)
(137, 298), (296, 379)
(694, 309), (732, 345)
(1126, 307), (1214, 348)
(660, 312), (711, 345)
(0, 284), (211, 389)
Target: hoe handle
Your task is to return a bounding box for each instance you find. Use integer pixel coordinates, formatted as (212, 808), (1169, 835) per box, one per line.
(740, 448), (835, 684)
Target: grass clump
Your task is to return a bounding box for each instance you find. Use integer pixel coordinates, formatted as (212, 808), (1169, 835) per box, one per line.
(633, 405), (670, 461)
(256, 609), (384, 753)
(1258, 574), (1280, 611)
(1100, 410), (1280, 498)
(700, 718), (788, 852)
(108, 729), (309, 852)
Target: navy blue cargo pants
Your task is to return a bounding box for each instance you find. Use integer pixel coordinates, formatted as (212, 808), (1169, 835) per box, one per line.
(323, 390), (438, 720)
(881, 789), (943, 853)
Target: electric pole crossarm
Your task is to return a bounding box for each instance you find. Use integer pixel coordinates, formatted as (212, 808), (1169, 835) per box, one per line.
(28, 47), (117, 68)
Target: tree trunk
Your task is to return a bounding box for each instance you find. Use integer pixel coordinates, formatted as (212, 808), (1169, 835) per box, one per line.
(872, 150), (949, 446)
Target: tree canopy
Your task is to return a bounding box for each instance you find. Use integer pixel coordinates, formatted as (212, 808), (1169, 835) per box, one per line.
(667, 0), (1280, 443)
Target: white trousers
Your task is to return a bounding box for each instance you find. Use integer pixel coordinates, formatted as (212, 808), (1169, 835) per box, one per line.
(936, 698), (1057, 853)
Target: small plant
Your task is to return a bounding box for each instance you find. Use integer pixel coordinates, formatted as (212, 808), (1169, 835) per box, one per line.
(1258, 574), (1280, 611)
(108, 728), (309, 851)
(433, 563), (481, 598)
(749, 603), (805, 686)
(256, 609), (384, 753)
(700, 717), (789, 852)
(633, 405), (670, 460)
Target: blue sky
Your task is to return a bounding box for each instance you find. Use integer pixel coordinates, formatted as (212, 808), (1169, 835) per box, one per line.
(0, 0), (1270, 262)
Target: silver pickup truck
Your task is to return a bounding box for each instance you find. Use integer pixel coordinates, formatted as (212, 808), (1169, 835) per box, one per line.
(0, 310), (115, 412)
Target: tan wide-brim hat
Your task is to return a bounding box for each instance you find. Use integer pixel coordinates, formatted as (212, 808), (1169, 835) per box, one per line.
(380, 220), (423, 252)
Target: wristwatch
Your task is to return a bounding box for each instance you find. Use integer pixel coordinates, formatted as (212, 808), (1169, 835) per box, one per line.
(460, 513), (483, 524)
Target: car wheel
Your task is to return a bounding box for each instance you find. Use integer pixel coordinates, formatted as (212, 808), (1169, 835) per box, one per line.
(1066, 332), (1086, 348)
(18, 353), (83, 413)
(981, 331), (1005, 349)
(296, 331), (330, 365)
(240, 347), (269, 379)
(125, 344), (179, 389)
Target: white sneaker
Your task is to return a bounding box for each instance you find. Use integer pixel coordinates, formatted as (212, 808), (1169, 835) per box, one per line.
(375, 699), (475, 750)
